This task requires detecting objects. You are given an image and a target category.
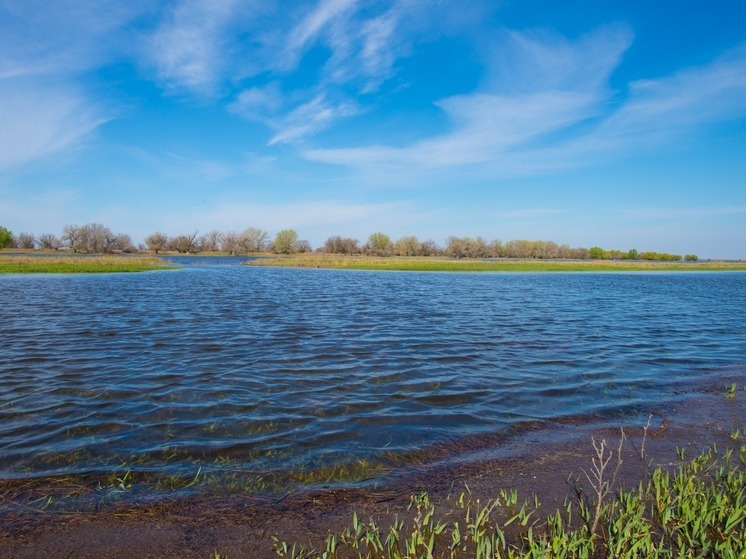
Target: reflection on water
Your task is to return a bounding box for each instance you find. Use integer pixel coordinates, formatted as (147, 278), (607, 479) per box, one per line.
(1, 258), (745, 492)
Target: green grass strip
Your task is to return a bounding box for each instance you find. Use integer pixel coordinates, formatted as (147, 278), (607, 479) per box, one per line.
(0, 255), (177, 274)
(250, 254), (746, 272)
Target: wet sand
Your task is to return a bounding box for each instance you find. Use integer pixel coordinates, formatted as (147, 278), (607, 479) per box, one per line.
(2, 381), (744, 559)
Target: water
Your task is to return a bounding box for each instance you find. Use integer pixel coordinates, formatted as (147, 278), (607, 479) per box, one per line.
(1, 258), (745, 493)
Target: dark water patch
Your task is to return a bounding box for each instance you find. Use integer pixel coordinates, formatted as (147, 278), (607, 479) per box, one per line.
(1, 264), (745, 505)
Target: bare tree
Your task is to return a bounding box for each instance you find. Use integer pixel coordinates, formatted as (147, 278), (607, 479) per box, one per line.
(112, 233), (135, 253)
(145, 232), (169, 254)
(394, 235), (420, 256)
(170, 232), (200, 253)
(296, 239), (312, 253)
(16, 232), (36, 249)
(324, 236), (360, 254)
(199, 230), (222, 252)
(79, 223), (113, 253)
(239, 227), (269, 253)
(38, 233), (62, 251)
(419, 239), (440, 256)
(221, 231), (240, 255)
(62, 224), (83, 252)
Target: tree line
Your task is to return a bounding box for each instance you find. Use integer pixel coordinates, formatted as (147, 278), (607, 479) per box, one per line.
(0, 224), (698, 261)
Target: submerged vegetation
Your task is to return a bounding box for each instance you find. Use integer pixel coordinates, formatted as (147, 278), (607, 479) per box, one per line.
(271, 444), (746, 559)
(249, 254), (746, 272)
(0, 255), (175, 274)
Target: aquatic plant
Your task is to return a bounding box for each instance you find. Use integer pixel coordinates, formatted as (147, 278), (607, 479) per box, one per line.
(270, 445), (746, 558)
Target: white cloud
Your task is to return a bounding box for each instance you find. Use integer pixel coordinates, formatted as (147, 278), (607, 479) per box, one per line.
(148, 0), (239, 96)
(268, 95), (359, 145)
(0, 79), (108, 170)
(285, 0), (357, 61)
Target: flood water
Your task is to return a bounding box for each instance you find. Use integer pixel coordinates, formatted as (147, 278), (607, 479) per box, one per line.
(1, 258), (745, 495)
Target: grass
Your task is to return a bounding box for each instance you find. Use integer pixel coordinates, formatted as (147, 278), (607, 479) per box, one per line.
(270, 443), (746, 559)
(248, 254), (746, 273)
(0, 255), (177, 274)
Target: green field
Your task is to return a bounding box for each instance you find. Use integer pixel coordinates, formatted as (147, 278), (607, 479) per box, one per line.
(0, 255), (176, 274)
(249, 254), (746, 272)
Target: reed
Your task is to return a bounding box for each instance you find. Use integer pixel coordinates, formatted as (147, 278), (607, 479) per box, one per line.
(249, 254), (746, 272)
(0, 255), (176, 274)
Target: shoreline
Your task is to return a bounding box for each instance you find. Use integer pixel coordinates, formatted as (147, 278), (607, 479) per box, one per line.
(2, 378), (744, 558)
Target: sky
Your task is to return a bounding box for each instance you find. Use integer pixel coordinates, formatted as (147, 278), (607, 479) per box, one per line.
(1, 0), (745, 259)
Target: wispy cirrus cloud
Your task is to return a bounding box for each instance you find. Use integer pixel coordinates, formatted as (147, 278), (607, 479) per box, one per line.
(304, 25), (632, 171)
(305, 29), (746, 180)
(268, 95), (359, 145)
(0, 1), (147, 169)
(147, 0), (241, 96)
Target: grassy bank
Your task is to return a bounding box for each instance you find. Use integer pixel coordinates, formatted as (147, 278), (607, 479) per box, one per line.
(0, 255), (176, 274)
(270, 443), (746, 559)
(249, 254), (746, 272)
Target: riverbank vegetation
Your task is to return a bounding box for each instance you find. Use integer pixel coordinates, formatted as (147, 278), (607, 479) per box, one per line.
(249, 254), (746, 272)
(2, 223), (727, 263)
(271, 443), (746, 559)
(0, 255), (175, 274)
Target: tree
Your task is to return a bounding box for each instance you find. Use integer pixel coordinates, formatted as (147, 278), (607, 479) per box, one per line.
(62, 224), (83, 252)
(111, 233), (135, 253)
(16, 232), (36, 249)
(0, 226), (12, 249)
(296, 239), (312, 253)
(366, 232), (393, 256)
(627, 249), (639, 260)
(170, 232), (200, 253)
(324, 236), (360, 254)
(274, 229), (298, 254)
(199, 230), (222, 252)
(221, 231), (240, 255)
(145, 232), (169, 254)
(685, 254), (699, 262)
(38, 233), (62, 251)
(393, 235), (420, 256)
(239, 227), (269, 253)
(588, 246), (606, 260)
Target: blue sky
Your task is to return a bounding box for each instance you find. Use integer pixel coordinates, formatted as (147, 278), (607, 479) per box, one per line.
(1, 0), (745, 258)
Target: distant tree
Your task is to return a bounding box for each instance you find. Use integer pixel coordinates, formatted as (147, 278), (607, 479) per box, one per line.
(145, 232), (169, 254)
(221, 231), (240, 255)
(487, 239), (503, 258)
(78, 223), (113, 253)
(199, 230), (222, 252)
(419, 239), (440, 256)
(16, 232), (36, 249)
(366, 232), (393, 256)
(170, 232), (200, 253)
(38, 233), (62, 251)
(62, 224), (84, 252)
(296, 239), (312, 253)
(627, 248), (639, 260)
(445, 236), (467, 258)
(0, 226), (12, 249)
(239, 227), (269, 253)
(112, 233), (135, 253)
(588, 246), (606, 260)
(685, 254), (699, 262)
(324, 236), (360, 254)
(393, 235), (419, 256)
(273, 229), (298, 254)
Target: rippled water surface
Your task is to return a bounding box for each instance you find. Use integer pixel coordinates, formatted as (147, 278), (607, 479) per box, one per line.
(2, 258), (745, 491)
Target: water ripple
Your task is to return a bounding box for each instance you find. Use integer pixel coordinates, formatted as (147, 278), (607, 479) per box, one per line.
(1, 261), (745, 487)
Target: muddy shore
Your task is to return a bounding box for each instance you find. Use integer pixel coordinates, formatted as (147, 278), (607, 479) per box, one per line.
(2, 381), (744, 559)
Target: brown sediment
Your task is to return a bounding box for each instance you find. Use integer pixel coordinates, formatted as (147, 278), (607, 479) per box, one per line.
(1, 382), (744, 559)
